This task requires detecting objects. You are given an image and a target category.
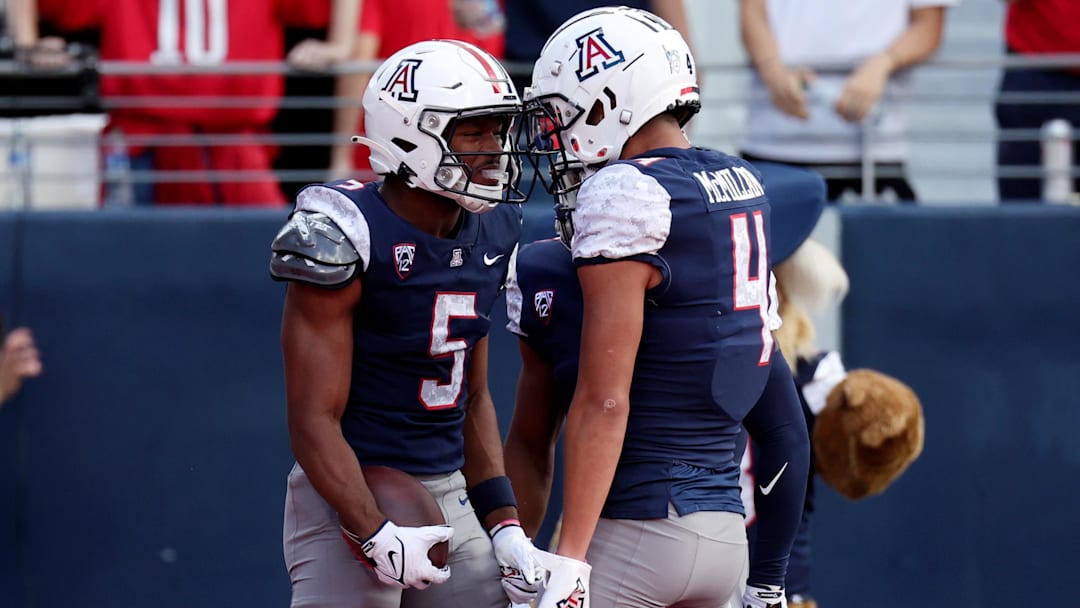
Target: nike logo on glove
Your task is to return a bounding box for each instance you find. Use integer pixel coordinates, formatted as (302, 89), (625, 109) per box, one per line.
(387, 543), (405, 584)
(458, 495), (469, 506)
(483, 253), (504, 266)
(759, 461), (789, 496)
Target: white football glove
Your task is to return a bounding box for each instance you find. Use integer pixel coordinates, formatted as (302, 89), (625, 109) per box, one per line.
(743, 584), (787, 608)
(342, 520), (453, 589)
(489, 521), (543, 603)
(533, 549), (591, 608)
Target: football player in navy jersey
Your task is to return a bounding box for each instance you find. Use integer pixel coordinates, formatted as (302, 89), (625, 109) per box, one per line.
(513, 8), (810, 608)
(270, 40), (541, 608)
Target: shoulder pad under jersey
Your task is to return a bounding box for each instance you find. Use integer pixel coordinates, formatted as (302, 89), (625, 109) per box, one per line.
(270, 210), (360, 287)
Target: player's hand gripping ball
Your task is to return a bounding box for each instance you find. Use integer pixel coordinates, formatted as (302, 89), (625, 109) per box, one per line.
(341, 465), (454, 589)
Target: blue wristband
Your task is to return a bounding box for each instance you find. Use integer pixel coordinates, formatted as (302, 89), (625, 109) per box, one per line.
(467, 475), (517, 523)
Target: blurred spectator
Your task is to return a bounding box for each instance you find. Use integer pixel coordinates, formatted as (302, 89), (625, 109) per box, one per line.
(739, 0), (955, 203)
(0, 324), (42, 407)
(502, 0), (695, 94)
(11, 0), (358, 206)
(1, 0), (99, 118)
(324, 0), (503, 182)
(995, 0), (1080, 202)
(273, 0), (363, 200)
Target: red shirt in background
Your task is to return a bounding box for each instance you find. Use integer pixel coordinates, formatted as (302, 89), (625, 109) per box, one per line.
(36, 0), (324, 132)
(1006, 0), (1080, 56)
(350, 0), (506, 170)
(359, 0), (503, 59)
(36, 0), (329, 205)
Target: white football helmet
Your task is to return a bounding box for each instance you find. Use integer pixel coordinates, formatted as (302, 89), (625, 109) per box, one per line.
(526, 6), (700, 167)
(353, 39), (528, 213)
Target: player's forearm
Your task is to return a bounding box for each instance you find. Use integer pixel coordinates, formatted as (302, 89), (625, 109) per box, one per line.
(504, 436), (555, 536)
(876, 6), (947, 72)
(288, 413), (384, 537)
(557, 394), (628, 560)
(463, 392), (522, 529)
(461, 392), (509, 485)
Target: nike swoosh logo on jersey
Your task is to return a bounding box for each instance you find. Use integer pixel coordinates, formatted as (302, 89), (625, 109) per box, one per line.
(759, 461), (789, 496)
(483, 253), (504, 266)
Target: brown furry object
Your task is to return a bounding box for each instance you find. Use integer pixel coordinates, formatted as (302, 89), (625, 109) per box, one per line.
(813, 369), (925, 500)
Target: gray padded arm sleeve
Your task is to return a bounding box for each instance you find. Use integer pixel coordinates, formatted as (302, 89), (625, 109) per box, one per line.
(270, 210), (361, 287)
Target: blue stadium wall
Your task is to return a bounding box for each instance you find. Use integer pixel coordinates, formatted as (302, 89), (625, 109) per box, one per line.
(0, 204), (1077, 607)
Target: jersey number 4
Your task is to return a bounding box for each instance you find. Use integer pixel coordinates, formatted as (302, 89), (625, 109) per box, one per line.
(731, 211), (774, 366)
(421, 292), (478, 409)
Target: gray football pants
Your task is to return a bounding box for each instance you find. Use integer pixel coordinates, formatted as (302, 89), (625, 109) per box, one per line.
(283, 463), (506, 608)
(587, 505), (748, 608)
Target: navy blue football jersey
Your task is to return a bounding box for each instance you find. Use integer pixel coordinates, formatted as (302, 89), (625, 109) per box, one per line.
(568, 147), (786, 519)
(292, 180), (522, 475)
(506, 238), (582, 413)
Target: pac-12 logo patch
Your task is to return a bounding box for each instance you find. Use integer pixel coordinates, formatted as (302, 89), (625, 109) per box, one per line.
(575, 28), (625, 81)
(533, 290), (555, 325)
(383, 58), (422, 102)
(394, 243), (416, 279)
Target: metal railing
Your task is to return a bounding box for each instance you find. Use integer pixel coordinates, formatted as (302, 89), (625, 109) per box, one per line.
(1, 53), (1078, 208)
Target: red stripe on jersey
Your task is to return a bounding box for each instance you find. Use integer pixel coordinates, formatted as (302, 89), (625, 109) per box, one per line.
(444, 39), (502, 94)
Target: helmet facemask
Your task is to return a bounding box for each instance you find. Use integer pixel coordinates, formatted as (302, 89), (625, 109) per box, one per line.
(421, 107), (532, 213)
(524, 94), (592, 248)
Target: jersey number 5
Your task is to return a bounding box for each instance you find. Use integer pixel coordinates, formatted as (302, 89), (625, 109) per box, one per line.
(731, 211), (774, 365)
(421, 292), (478, 409)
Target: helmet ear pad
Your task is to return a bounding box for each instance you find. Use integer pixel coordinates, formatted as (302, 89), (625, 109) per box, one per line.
(357, 39), (528, 212)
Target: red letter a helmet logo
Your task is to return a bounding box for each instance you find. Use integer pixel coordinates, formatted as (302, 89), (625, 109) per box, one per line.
(574, 28), (625, 82)
(382, 59), (422, 102)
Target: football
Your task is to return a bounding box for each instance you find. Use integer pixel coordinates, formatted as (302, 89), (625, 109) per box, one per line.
(361, 465), (450, 568)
